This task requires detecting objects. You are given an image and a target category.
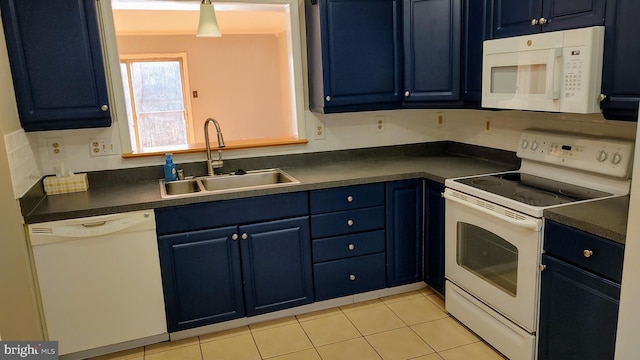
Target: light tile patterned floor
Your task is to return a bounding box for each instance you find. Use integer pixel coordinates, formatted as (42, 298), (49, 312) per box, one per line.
(91, 287), (506, 360)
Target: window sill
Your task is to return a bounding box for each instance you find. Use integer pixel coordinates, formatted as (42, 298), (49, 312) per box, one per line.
(121, 137), (309, 158)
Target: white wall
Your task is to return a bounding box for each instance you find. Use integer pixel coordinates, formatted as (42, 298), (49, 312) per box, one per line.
(26, 108), (636, 176)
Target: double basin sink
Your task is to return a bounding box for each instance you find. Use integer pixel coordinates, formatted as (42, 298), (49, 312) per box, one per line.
(160, 168), (300, 199)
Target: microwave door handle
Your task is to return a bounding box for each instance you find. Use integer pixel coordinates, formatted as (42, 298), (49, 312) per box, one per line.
(547, 48), (562, 100)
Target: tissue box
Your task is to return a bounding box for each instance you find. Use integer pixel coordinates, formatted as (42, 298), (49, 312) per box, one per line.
(43, 173), (89, 195)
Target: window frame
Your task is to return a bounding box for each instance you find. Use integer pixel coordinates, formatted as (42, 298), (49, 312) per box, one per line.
(119, 53), (196, 148)
(97, 0), (307, 155)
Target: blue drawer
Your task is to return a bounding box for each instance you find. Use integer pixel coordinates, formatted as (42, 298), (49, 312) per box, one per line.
(312, 230), (385, 263)
(313, 253), (387, 301)
(544, 221), (624, 283)
(310, 183), (384, 214)
(311, 206), (384, 238)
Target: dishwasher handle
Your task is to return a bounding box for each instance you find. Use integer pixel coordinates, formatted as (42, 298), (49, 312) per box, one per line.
(29, 210), (155, 245)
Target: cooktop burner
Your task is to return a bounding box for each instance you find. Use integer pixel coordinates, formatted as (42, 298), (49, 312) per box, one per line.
(455, 172), (613, 207)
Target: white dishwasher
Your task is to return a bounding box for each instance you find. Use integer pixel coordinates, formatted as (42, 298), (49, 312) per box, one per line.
(29, 210), (168, 359)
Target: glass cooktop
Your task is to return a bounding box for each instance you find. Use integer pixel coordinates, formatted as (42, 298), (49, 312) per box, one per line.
(454, 172), (613, 207)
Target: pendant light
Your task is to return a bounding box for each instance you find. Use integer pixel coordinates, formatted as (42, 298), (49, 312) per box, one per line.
(196, 0), (222, 37)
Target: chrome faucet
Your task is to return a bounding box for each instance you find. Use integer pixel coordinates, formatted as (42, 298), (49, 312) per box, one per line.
(204, 118), (225, 176)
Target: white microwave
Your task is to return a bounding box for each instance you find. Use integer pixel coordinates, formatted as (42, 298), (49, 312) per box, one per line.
(482, 26), (605, 114)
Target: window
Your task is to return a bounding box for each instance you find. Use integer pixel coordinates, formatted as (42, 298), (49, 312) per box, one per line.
(99, 0), (306, 154)
(120, 54), (194, 148)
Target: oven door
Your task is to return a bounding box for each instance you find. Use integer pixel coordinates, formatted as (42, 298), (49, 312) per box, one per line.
(444, 189), (542, 332)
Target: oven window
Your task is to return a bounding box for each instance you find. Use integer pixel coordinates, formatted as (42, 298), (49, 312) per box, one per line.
(456, 222), (518, 297)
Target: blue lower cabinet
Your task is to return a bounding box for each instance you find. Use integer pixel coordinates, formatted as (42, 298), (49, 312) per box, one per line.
(157, 195), (314, 332)
(386, 179), (424, 286)
(313, 253), (387, 301)
(158, 227), (244, 332)
(424, 180), (445, 294)
(240, 217), (314, 316)
(538, 254), (620, 360)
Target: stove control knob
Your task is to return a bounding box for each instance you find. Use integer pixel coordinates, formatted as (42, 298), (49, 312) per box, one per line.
(521, 139), (529, 149)
(611, 152), (622, 165)
(597, 150), (608, 162)
(530, 141), (539, 151)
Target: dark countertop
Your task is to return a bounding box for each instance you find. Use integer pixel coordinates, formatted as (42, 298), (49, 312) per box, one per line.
(20, 141), (631, 244)
(544, 196), (629, 244)
(22, 142), (518, 223)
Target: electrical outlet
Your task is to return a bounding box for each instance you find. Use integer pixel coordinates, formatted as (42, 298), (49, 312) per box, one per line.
(484, 118), (493, 134)
(436, 113), (445, 127)
(313, 120), (325, 140)
(47, 138), (65, 159)
(374, 115), (386, 133)
(89, 138), (117, 157)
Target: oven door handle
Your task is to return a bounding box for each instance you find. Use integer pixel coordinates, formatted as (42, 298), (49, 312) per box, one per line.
(444, 192), (541, 231)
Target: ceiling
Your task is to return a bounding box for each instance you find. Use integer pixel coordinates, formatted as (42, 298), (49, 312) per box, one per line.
(111, 1), (289, 36)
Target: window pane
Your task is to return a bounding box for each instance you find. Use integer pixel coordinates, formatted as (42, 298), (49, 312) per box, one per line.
(129, 61), (187, 147)
(456, 222), (518, 297)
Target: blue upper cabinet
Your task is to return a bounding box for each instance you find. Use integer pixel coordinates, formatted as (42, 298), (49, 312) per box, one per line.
(403, 0), (461, 103)
(461, 0), (489, 102)
(305, 0), (403, 113)
(489, 0), (606, 39)
(0, 0), (111, 131)
(600, 0), (640, 122)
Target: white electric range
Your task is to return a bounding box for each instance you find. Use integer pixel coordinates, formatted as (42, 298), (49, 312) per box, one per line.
(443, 129), (634, 360)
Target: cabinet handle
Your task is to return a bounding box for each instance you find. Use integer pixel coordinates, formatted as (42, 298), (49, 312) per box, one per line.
(349, 274), (356, 281)
(232, 234), (239, 241)
(242, 233), (249, 240)
(583, 249), (593, 258)
(598, 94), (607, 102)
(100, 104), (109, 112)
(348, 244), (355, 251)
(325, 95), (331, 102)
(539, 17), (548, 25)
(347, 195), (353, 203)
(404, 91), (410, 97)
(531, 18), (539, 26)
(347, 219), (354, 226)
(539, 264), (546, 271)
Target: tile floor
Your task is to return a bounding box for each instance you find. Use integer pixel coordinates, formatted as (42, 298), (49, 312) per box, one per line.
(92, 287), (506, 360)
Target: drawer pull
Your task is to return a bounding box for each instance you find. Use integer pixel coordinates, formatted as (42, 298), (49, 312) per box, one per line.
(347, 195), (353, 203)
(348, 244), (355, 251)
(242, 233), (249, 240)
(349, 274), (356, 281)
(347, 219), (354, 226)
(232, 234), (239, 241)
(583, 249), (594, 258)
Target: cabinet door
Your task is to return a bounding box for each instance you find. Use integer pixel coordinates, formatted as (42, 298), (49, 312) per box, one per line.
(0, 0), (111, 131)
(305, 0), (402, 112)
(541, 0), (606, 33)
(424, 181), (445, 294)
(386, 179), (424, 286)
(403, 0), (461, 102)
(490, 0), (542, 38)
(240, 217), (314, 316)
(600, 0), (640, 121)
(538, 254), (620, 360)
(461, 0), (488, 102)
(158, 226), (244, 332)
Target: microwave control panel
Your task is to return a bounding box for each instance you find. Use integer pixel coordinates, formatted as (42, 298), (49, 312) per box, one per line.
(517, 129), (634, 178)
(563, 46), (585, 99)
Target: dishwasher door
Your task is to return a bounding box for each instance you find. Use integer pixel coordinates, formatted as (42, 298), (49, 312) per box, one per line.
(29, 210), (167, 357)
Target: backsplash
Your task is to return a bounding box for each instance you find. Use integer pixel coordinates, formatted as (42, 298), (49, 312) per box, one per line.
(4, 129), (41, 199)
(25, 109), (637, 177)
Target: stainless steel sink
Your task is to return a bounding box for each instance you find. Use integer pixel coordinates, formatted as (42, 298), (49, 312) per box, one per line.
(160, 179), (204, 198)
(200, 169), (298, 191)
(159, 169), (300, 198)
